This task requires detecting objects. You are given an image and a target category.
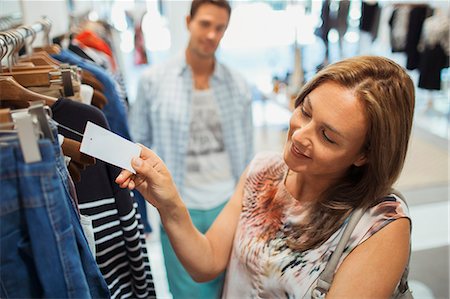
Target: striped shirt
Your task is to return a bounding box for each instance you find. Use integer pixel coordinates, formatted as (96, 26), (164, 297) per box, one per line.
(130, 53), (254, 203)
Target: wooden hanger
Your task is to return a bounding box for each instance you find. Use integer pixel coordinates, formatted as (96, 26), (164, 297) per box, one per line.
(92, 89), (108, 109)
(81, 70), (104, 92)
(60, 136), (96, 182)
(20, 51), (61, 66)
(33, 44), (61, 55)
(0, 108), (13, 126)
(0, 76), (57, 106)
(3, 64), (57, 72)
(0, 69), (61, 87)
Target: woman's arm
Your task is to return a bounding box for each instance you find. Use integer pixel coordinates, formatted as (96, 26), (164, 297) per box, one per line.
(116, 145), (246, 281)
(162, 170), (246, 281)
(327, 218), (411, 298)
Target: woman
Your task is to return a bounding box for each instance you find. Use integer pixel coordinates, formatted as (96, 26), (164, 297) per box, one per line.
(116, 56), (415, 298)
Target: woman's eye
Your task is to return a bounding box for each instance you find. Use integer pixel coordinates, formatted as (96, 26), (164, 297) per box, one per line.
(322, 130), (336, 144)
(300, 107), (311, 118)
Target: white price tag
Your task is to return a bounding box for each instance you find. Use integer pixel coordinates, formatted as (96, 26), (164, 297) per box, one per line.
(80, 121), (141, 173)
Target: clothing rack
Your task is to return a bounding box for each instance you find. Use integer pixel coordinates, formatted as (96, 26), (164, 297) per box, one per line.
(0, 18), (51, 49)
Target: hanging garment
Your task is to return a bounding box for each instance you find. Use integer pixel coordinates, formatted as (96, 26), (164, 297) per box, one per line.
(360, 1), (381, 41)
(405, 6), (430, 70)
(75, 30), (117, 71)
(389, 6), (411, 52)
(51, 98), (156, 299)
(418, 45), (449, 90)
(0, 131), (109, 298)
(134, 19), (149, 65)
(418, 11), (450, 90)
(52, 49), (130, 139)
(57, 46), (149, 231)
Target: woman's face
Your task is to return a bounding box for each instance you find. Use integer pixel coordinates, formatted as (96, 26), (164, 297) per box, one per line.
(283, 81), (368, 182)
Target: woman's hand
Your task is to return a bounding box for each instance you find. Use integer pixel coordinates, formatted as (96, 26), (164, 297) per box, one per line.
(115, 144), (181, 212)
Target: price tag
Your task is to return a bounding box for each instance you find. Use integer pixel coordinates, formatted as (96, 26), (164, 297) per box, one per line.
(80, 121), (141, 173)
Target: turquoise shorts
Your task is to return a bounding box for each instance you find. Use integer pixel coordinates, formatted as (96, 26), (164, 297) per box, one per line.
(160, 201), (227, 299)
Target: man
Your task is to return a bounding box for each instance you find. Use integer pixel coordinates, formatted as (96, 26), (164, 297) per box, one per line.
(130, 0), (254, 298)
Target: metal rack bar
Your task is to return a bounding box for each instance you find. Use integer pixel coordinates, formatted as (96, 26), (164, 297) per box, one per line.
(0, 20), (47, 48)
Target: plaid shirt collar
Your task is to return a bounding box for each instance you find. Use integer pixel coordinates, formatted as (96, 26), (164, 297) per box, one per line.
(173, 52), (225, 82)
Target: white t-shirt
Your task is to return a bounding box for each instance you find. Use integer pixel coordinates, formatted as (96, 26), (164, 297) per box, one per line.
(183, 89), (235, 210)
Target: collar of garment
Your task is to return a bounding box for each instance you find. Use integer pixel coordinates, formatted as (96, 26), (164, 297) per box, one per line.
(173, 52), (225, 82)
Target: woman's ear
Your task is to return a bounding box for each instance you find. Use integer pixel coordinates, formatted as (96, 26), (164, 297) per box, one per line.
(353, 153), (367, 167)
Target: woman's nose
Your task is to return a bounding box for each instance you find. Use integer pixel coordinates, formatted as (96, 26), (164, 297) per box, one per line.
(292, 123), (313, 147)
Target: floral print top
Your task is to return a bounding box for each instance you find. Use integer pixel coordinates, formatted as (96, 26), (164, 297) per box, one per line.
(222, 152), (410, 299)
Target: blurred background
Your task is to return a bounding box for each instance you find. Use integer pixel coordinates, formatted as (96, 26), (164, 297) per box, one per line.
(1, 0), (448, 298)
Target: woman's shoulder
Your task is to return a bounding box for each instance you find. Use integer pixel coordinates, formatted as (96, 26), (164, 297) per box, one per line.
(354, 193), (411, 246)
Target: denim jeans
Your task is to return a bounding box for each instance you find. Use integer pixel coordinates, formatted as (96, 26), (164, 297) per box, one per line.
(0, 138), (110, 298)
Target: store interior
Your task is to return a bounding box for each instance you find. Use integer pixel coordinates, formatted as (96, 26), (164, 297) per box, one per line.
(1, 0), (449, 298)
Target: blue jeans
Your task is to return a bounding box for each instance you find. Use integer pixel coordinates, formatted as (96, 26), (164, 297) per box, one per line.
(0, 139), (110, 298)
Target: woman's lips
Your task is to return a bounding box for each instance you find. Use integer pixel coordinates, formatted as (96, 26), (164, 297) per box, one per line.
(291, 143), (311, 159)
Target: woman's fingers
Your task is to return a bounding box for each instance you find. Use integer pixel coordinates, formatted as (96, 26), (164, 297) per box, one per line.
(116, 170), (132, 183)
(131, 156), (159, 180)
(116, 145), (167, 192)
(116, 169), (138, 189)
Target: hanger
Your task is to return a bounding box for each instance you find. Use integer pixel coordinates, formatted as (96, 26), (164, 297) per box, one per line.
(0, 76), (57, 106)
(60, 136), (96, 181)
(0, 29), (63, 88)
(81, 69), (104, 92)
(32, 18), (61, 55)
(0, 108), (13, 127)
(0, 110), (42, 163)
(92, 89), (108, 109)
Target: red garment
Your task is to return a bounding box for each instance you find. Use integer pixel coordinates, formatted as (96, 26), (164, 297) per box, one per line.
(134, 23), (148, 65)
(75, 30), (116, 70)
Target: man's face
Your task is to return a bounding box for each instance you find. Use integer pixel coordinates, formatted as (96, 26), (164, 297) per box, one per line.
(186, 3), (229, 58)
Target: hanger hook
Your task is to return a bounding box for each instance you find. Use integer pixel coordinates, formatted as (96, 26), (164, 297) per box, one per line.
(0, 35), (6, 72)
(29, 24), (37, 50)
(3, 32), (16, 70)
(17, 25), (32, 56)
(11, 29), (26, 65)
(41, 17), (52, 45)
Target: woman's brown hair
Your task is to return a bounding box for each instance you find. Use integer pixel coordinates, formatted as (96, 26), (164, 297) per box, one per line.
(287, 56), (415, 251)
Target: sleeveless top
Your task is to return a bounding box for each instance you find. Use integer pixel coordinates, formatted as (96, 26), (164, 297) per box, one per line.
(222, 152), (410, 299)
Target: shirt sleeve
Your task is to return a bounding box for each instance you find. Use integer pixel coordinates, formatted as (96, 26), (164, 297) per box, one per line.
(243, 84), (254, 165)
(130, 73), (153, 148)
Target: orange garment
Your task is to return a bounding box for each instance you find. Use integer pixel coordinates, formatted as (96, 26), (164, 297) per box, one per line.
(75, 30), (116, 70)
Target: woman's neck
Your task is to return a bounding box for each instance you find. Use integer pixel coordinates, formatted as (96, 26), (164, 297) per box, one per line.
(285, 169), (336, 203)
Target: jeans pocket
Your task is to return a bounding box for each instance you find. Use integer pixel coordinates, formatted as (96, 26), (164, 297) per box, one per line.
(1, 229), (42, 298)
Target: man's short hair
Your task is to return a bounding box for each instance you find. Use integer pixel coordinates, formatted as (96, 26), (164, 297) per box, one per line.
(190, 0), (231, 19)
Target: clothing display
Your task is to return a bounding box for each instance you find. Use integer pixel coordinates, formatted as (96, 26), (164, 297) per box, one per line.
(418, 10), (450, 90)
(222, 152), (410, 299)
(405, 5), (430, 70)
(52, 46), (152, 234)
(0, 125), (110, 299)
(389, 6), (411, 52)
(388, 4), (448, 90)
(52, 98), (155, 299)
(360, 1), (381, 41)
(0, 19), (156, 299)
